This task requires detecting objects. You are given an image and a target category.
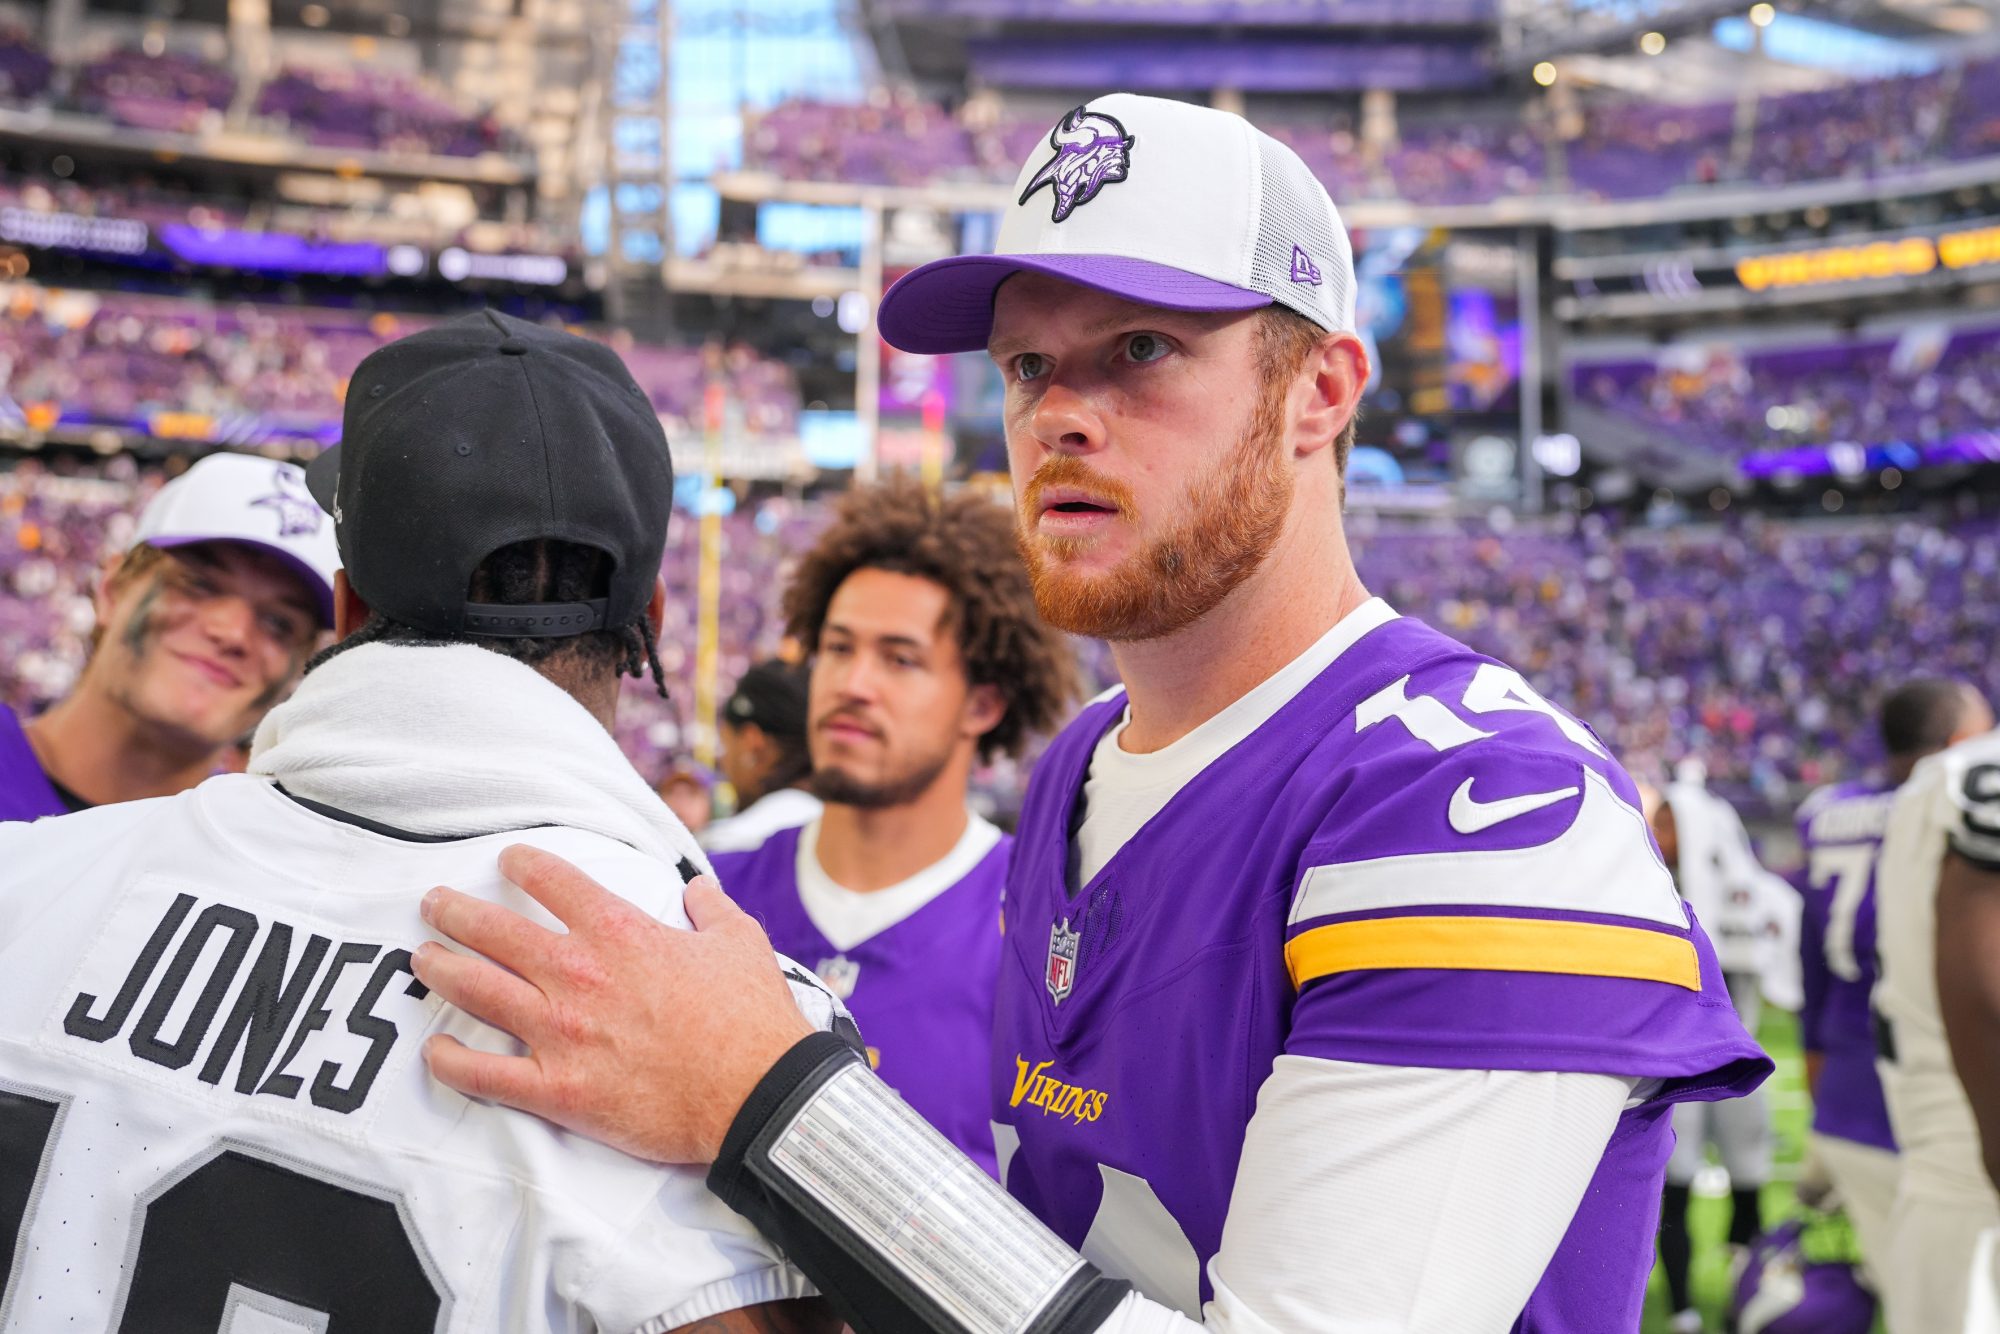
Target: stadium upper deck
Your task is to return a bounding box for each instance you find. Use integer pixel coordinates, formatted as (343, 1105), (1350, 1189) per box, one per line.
(737, 59), (2000, 207)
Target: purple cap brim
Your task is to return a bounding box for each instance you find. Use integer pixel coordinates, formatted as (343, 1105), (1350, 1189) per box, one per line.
(146, 534), (337, 629)
(877, 253), (1271, 355)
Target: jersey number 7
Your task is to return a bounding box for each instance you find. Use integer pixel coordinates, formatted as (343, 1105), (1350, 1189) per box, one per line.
(1808, 844), (1875, 984)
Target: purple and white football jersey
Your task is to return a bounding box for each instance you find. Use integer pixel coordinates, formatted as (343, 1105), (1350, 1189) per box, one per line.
(993, 614), (1769, 1330)
(0, 704), (69, 823)
(715, 824), (1007, 1175)
(1795, 779), (1899, 1151)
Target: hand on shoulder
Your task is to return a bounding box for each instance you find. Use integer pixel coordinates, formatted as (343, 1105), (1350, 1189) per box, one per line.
(413, 844), (817, 1163)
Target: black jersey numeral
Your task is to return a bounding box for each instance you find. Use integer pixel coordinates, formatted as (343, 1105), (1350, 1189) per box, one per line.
(0, 1088), (446, 1329)
(117, 1147), (444, 1330)
(1962, 763), (2000, 839)
(0, 1085), (62, 1314)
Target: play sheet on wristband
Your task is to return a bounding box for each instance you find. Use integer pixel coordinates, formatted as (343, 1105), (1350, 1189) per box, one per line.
(767, 1062), (1086, 1334)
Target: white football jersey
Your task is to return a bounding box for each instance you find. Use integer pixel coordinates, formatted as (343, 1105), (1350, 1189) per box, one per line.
(1662, 781), (1799, 989)
(0, 775), (813, 1332)
(1875, 731), (2000, 1203)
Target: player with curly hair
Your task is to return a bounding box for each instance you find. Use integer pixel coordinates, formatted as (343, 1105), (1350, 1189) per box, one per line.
(712, 477), (1078, 1175)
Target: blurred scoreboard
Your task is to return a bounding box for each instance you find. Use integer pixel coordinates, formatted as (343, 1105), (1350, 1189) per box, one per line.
(1354, 227), (1525, 491)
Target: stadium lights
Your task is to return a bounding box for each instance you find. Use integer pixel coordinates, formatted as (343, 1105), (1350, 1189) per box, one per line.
(1532, 433), (1582, 477)
(1533, 62), (1559, 87)
(836, 291), (869, 335)
(0, 208), (146, 257)
(438, 247), (567, 286)
(1749, 3), (1776, 26)
(1641, 30), (1667, 54)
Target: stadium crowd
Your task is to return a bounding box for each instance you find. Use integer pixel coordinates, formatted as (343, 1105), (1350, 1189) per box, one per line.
(73, 44), (233, 136)
(254, 63), (508, 158)
(0, 34), (515, 158)
(1572, 322), (2000, 463)
(0, 287), (803, 442)
(3, 457), (1990, 826)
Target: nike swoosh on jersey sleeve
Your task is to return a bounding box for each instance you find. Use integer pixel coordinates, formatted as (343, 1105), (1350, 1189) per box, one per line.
(1292, 769), (1685, 931)
(1446, 778), (1582, 835)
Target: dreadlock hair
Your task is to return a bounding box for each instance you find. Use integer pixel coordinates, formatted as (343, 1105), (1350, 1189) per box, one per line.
(783, 477), (1080, 763)
(309, 538), (666, 697)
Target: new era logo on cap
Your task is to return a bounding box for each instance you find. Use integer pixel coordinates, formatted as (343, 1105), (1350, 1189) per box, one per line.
(876, 92), (1357, 355)
(1289, 244), (1322, 287)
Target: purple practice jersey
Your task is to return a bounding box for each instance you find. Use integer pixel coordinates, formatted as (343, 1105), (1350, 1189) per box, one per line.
(0, 703), (68, 823)
(1795, 779), (1899, 1151)
(994, 613), (1770, 1330)
(714, 824), (1006, 1175)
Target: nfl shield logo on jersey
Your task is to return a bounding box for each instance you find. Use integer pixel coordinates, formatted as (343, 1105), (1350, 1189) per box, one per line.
(1046, 917), (1080, 1004)
(815, 954), (860, 1000)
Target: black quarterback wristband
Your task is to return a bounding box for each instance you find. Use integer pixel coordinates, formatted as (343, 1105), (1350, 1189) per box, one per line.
(707, 1031), (1133, 1334)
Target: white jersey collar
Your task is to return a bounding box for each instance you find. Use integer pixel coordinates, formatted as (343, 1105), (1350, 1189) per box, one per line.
(797, 811), (1003, 953)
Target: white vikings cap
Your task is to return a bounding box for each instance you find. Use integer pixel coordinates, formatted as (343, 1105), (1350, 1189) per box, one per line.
(132, 452), (342, 627)
(878, 92), (1357, 355)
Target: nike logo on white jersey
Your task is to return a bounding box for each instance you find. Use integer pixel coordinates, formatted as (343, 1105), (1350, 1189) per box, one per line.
(1448, 778), (1581, 834)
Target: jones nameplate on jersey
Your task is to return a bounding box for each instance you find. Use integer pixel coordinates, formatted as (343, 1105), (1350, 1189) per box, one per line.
(44, 877), (436, 1130)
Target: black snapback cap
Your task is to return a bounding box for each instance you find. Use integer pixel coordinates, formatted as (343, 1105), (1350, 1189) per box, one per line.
(306, 309), (673, 638)
(724, 659), (810, 739)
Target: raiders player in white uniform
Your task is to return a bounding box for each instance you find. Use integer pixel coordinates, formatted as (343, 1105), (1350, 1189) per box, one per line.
(1877, 725), (2000, 1334)
(0, 313), (843, 1333)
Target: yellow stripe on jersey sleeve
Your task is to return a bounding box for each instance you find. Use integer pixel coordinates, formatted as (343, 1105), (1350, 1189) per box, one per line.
(1286, 915), (1702, 991)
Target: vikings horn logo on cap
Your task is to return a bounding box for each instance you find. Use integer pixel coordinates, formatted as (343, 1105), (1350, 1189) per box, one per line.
(250, 463), (325, 539)
(1019, 107), (1135, 223)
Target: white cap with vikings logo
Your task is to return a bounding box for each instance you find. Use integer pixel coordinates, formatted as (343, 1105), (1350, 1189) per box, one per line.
(877, 92), (1357, 355)
(131, 451), (342, 627)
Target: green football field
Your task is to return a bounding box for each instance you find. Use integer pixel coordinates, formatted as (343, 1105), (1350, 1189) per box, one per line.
(1639, 1005), (1813, 1334)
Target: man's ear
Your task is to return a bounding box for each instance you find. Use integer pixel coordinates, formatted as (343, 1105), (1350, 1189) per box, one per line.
(742, 722), (777, 772)
(332, 570), (372, 642)
(962, 682), (1006, 744)
(1292, 332), (1370, 460)
(647, 576), (667, 640)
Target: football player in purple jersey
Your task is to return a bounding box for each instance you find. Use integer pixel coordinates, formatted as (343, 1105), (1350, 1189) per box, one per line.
(711, 480), (1077, 1176)
(2, 453), (336, 823)
(410, 94), (1770, 1334)
(1795, 679), (1990, 1284)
